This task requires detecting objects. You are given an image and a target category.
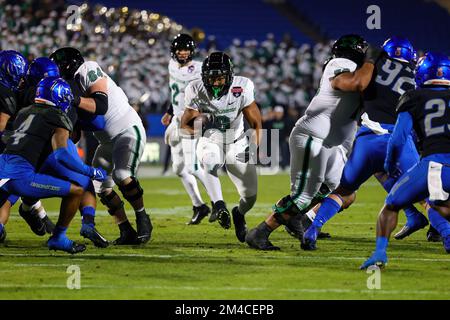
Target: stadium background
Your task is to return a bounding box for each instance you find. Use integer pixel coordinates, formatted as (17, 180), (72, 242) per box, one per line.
(2, 0), (449, 171)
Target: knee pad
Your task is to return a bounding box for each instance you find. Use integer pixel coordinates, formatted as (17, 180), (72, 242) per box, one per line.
(272, 195), (301, 225)
(99, 190), (124, 216)
(118, 177), (144, 203)
(172, 161), (185, 177)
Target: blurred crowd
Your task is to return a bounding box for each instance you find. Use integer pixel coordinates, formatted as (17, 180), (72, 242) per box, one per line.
(0, 0), (333, 113)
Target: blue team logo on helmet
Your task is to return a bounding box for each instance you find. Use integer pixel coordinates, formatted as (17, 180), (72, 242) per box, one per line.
(415, 51), (450, 88)
(0, 50), (28, 92)
(382, 36), (414, 64)
(26, 57), (60, 86)
(35, 77), (74, 113)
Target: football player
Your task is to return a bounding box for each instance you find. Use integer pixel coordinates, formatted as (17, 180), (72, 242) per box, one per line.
(180, 52), (262, 242)
(0, 50), (30, 241)
(300, 37), (437, 251)
(0, 77), (106, 253)
(245, 34), (375, 250)
(50, 47), (152, 245)
(162, 34), (223, 225)
(361, 52), (450, 269)
(17, 57), (109, 247)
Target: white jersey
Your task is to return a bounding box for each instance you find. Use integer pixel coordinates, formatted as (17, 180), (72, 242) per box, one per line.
(169, 59), (202, 118)
(185, 76), (255, 144)
(75, 61), (143, 143)
(296, 58), (361, 147)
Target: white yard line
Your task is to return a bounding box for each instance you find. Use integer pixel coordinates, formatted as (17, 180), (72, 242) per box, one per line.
(0, 283), (446, 296)
(1, 252), (449, 263)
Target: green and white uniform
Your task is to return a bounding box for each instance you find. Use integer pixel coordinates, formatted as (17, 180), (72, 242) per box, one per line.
(289, 58), (360, 210)
(185, 76), (258, 202)
(75, 61), (146, 191)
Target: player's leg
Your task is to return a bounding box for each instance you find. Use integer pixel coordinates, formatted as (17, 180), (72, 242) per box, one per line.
(174, 138), (210, 225)
(112, 124), (152, 244)
(4, 173), (86, 253)
(224, 139), (258, 242)
(0, 196), (16, 243)
(41, 140), (109, 247)
(93, 141), (140, 245)
(361, 160), (430, 269)
(195, 137), (227, 224)
(383, 136), (428, 239)
(246, 132), (325, 250)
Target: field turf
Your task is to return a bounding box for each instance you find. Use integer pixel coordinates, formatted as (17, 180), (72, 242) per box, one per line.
(0, 173), (449, 300)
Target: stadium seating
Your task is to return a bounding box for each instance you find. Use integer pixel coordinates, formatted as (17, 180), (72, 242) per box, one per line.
(289, 0), (450, 51)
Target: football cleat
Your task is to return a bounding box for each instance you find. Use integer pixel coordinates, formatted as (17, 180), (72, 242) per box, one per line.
(47, 236), (86, 254)
(19, 204), (46, 236)
(360, 251), (388, 270)
(136, 211), (153, 244)
(188, 204), (210, 225)
(80, 224), (109, 248)
(394, 213), (428, 240)
(301, 225), (320, 251)
(217, 207), (231, 229)
(426, 226), (442, 242)
(42, 215), (55, 234)
(113, 226), (140, 245)
(209, 201), (219, 223)
(232, 207), (247, 243)
(245, 227), (280, 251)
(285, 214), (331, 240)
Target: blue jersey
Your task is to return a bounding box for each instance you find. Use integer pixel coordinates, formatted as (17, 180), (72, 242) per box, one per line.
(396, 88), (450, 157)
(363, 54), (415, 125)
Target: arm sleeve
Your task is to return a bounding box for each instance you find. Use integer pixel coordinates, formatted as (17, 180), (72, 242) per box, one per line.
(52, 147), (92, 177)
(385, 111), (414, 166)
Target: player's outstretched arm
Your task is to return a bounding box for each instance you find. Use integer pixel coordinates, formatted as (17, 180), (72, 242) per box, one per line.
(242, 101), (263, 146)
(331, 62), (375, 92)
(51, 127), (105, 180)
(77, 78), (108, 115)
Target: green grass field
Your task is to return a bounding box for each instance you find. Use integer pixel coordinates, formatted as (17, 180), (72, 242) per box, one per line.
(0, 173), (449, 300)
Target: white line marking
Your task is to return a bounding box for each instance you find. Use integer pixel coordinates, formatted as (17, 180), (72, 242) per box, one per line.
(0, 283), (446, 296)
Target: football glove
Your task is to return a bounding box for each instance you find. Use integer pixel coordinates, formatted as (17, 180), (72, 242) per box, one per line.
(90, 167), (107, 182)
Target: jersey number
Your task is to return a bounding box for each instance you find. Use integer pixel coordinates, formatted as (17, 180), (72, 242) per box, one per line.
(424, 98), (449, 137)
(376, 60), (414, 95)
(87, 67), (104, 83)
(171, 83), (180, 106)
(10, 115), (35, 145)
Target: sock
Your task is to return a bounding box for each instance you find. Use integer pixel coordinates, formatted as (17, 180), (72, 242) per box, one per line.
(53, 225), (68, 238)
(375, 236), (388, 252)
(81, 206), (96, 226)
(0, 223), (4, 234)
(403, 205), (423, 220)
(179, 171), (204, 207)
(199, 170), (223, 203)
(305, 209), (316, 222)
(135, 207), (147, 217)
(312, 197), (341, 228)
(428, 208), (450, 238)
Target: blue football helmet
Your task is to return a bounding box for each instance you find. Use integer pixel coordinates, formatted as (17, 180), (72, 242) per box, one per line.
(0, 50), (28, 92)
(35, 77), (74, 113)
(415, 52), (450, 88)
(26, 57), (60, 86)
(382, 36), (415, 63)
